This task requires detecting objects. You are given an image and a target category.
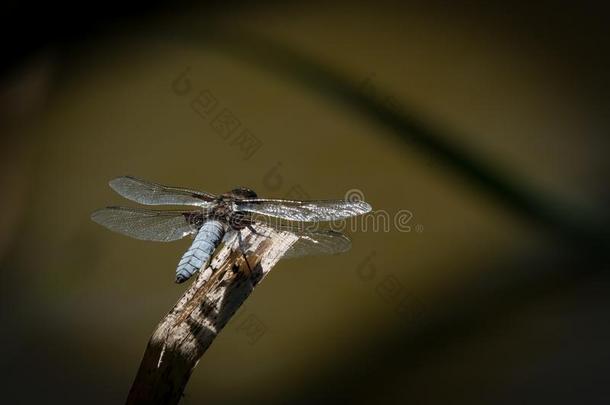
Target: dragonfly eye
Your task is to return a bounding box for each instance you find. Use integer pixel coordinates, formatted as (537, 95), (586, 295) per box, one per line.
(230, 187), (257, 199)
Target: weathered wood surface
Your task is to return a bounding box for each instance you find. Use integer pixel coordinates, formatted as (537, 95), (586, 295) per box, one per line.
(126, 225), (298, 405)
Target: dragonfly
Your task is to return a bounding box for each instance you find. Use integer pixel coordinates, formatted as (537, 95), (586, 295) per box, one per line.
(91, 176), (372, 283)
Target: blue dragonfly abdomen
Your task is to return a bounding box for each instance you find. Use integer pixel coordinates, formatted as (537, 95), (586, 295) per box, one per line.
(175, 219), (225, 283)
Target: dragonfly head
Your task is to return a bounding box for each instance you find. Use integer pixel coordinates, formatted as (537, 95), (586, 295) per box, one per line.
(227, 187), (258, 200)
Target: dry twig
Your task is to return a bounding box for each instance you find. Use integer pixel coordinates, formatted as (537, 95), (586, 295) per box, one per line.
(126, 225), (298, 404)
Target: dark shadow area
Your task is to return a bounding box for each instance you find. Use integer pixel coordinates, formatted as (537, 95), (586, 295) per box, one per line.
(275, 244), (609, 403)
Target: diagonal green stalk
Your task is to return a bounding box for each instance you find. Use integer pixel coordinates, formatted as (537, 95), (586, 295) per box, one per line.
(189, 28), (606, 247)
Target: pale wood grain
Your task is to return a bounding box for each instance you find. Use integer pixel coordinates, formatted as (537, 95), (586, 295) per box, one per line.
(126, 224), (298, 405)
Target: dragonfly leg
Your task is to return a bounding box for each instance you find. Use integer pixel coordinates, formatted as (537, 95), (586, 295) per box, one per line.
(246, 223), (267, 237)
(237, 231), (253, 276)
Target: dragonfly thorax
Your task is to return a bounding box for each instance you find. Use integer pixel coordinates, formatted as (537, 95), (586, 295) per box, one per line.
(208, 199), (252, 230)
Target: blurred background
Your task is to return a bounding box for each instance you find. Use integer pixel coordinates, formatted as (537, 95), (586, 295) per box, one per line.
(1, 1), (609, 404)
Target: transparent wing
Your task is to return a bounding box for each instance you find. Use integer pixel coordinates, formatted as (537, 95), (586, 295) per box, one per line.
(109, 176), (217, 207)
(255, 222), (352, 258)
(91, 206), (203, 242)
(284, 230), (352, 258)
(235, 199), (371, 222)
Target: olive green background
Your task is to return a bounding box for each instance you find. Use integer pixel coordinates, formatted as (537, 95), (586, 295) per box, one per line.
(1, 1), (608, 404)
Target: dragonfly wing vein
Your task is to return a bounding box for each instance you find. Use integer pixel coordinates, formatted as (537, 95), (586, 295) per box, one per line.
(91, 207), (201, 242)
(109, 176), (217, 207)
(235, 199), (371, 222)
